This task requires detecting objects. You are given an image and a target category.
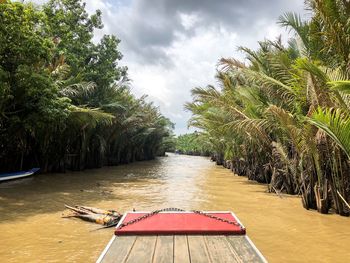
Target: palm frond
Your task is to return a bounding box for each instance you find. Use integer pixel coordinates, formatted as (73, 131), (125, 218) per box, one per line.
(278, 12), (309, 46)
(68, 105), (114, 129)
(329, 81), (350, 94)
(218, 58), (246, 72)
(59, 81), (96, 98)
(309, 107), (350, 158)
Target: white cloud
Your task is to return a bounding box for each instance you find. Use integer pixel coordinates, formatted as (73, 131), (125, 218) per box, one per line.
(124, 24), (242, 134)
(180, 13), (200, 30)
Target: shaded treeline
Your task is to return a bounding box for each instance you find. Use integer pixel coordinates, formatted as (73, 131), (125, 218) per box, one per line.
(0, 0), (174, 173)
(186, 0), (350, 216)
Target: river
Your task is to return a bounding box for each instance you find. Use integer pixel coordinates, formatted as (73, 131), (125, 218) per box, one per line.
(0, 153), (349, 262)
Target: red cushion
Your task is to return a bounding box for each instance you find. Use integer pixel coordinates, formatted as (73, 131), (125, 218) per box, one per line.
(114, 212), (245, 235)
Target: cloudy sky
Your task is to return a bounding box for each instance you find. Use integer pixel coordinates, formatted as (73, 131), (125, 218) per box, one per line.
(34, 0), (307, 134)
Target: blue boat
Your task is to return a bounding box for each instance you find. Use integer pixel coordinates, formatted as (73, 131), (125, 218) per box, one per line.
(0, 168), (40, 182)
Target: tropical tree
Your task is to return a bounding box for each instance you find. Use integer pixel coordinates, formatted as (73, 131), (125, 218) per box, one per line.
(186, 0), (350, 215)
(0, 0), (174, 173)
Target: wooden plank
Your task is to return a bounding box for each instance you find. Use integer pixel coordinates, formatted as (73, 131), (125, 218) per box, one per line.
(187, 235), (211, 263)
(226, 236), (266, 263)
(174, 235), (190, 263)
(100, 236), (136, 263)
(204, 235), (241, 263)
(153, 235), (174, 263)
(99, 234), (266, 263)
(126, 236), (157, 263)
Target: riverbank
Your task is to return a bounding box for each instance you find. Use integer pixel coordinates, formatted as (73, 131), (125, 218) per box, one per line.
(0, 154), (349, 262)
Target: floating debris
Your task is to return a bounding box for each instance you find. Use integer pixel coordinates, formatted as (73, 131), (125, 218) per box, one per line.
(63, 205), (122, 228)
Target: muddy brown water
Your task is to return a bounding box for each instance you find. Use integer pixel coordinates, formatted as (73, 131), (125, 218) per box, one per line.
(0, 153), (349, 262)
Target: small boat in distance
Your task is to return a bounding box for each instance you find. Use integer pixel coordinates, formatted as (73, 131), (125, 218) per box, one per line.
(0, 168), (40, 182)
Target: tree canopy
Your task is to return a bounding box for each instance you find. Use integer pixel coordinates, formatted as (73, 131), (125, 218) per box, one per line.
(0, 0), (174, 172)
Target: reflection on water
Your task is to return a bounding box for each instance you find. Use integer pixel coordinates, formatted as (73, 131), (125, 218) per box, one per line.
(0, 153), (349, 262)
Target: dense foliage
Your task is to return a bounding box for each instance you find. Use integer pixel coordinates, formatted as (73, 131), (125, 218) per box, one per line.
(186, 0), (350, 215)
(175, 133), (211, 156)
(0, 0), (173, 173)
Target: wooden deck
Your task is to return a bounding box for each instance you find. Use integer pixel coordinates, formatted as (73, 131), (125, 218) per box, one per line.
(97, 234), (267, 263)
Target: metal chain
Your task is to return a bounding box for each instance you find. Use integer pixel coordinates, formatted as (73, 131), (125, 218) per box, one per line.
(116, 208), (185, 230)
(192, 210), (243, 229)
(116, 207), (244, 231)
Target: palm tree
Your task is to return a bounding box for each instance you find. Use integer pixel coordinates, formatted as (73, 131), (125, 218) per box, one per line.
(186, 30), (350, 215)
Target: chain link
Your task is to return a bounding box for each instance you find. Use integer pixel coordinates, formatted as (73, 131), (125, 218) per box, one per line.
(192, 210), (243, 229)
(115, 207), (244, 231)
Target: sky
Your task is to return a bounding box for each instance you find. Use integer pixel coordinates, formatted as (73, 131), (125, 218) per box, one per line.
(33, 0), (307, 134)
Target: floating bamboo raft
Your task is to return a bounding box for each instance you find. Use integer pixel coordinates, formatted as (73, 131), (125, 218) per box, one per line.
(97, 210), (267, 263)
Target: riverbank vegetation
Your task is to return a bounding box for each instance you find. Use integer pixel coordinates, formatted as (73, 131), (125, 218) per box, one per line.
(186, 0), (350, 216)
(0, 0), (174, 173)
(175, 133), (212, 156)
